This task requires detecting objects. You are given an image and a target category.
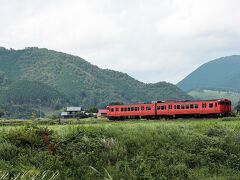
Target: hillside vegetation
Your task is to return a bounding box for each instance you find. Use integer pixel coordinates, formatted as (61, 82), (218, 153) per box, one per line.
(0, 47), (191, 117)
(0, 118), (240, 179)
(177, 55), (240, 91)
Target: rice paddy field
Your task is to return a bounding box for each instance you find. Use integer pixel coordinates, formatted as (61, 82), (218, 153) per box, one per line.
(0, 117), (240, 179)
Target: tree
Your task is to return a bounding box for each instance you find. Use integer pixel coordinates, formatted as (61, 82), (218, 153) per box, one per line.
(0, 109), (4, 118)
(236, 100), (240, 114)
(31, 112), (36, 121)
(87, 107), (98, 113)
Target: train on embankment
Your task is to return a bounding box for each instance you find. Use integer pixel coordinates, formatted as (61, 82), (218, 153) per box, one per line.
(106, 99), (232, 120)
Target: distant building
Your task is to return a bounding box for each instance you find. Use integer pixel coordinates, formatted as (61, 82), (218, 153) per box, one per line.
(97, 109), (108, 118)
(61, 107), (82, 118)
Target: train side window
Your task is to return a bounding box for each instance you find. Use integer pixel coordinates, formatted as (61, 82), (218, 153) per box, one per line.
(209, 103), (213, 108)
(125, 108), (127, 111)
(157, 106), (161, 110)
(141, 106), (144, 110)
(174, 105), (177, 109)
(128, 107), (130, 111)
(202, 103), (206, 108)
(177, 105), (180, 109)
(190, 104), (194, 109)
(168, 105), (172, 109)
(181, 105), (185, 109)
(137, 107), (140, 111)
(121, 108), (124, 111)
(111, 108), (114, 112)
(186, 104), (189, 109)
(135, 107), (138, 111)
(161, 106), (165, 110)
(195, 104), (198, 108)
(116, 108), (119, 111)
(131, 107), (134, 111)
(146, 106), (151, 111)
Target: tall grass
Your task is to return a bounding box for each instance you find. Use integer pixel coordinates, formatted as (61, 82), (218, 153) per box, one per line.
(0, 118), (240, 179)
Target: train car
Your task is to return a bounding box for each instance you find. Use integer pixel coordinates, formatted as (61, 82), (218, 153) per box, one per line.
(106, 99), (232, 120)
(106, 103), (155, 120)
(156, 99), (232, 119)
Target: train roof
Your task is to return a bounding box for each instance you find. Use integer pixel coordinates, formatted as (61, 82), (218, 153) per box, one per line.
(107, 99), (231, 107)
(155, 99), (230, 103)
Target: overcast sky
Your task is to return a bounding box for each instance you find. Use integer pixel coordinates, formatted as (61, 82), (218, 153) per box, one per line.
(1, 0), (240, 84)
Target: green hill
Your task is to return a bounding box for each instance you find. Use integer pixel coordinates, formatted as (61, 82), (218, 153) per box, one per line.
(0, 47), (191, 115)
(177, 55), (240, 91)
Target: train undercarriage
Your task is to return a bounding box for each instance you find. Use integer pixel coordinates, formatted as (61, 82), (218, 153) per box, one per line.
(108, 113), (231, 120)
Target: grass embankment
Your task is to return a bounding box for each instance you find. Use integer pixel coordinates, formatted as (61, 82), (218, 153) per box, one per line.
(0, 118), (240, 179)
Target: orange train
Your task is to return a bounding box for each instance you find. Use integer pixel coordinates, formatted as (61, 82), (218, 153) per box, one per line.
(106, 99), (232, 120)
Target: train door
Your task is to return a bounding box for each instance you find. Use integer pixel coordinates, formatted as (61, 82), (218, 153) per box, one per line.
(202, 103), (206, 114)
(168, 104), (173, 115)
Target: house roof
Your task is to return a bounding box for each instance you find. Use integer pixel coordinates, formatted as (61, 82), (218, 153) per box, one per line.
(99, 109), (107, 114)
(66, 107), (82, 111)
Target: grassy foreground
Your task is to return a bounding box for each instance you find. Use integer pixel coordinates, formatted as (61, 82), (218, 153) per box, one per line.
(0, 118), (240, 179)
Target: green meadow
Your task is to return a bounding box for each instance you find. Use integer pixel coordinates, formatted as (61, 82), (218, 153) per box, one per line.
(0, 118), (240, 179)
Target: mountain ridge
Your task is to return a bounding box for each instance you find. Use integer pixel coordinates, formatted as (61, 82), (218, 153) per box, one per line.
(0, 47), (192, 115)
(177, 55), (240, 92)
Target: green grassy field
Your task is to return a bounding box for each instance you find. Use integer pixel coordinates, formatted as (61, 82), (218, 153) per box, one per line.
(0, 117), (240, 179)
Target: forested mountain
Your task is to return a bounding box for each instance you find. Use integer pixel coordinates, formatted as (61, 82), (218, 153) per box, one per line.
(177, 55), (240, 91)
(0, 47), (191, 117)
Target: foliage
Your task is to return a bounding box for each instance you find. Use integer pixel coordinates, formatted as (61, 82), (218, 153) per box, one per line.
(86, 107), (98, 113)
(236, 99), (240, 114)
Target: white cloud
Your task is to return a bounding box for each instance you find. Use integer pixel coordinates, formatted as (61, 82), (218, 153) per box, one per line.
(1, 0), (240, 83)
